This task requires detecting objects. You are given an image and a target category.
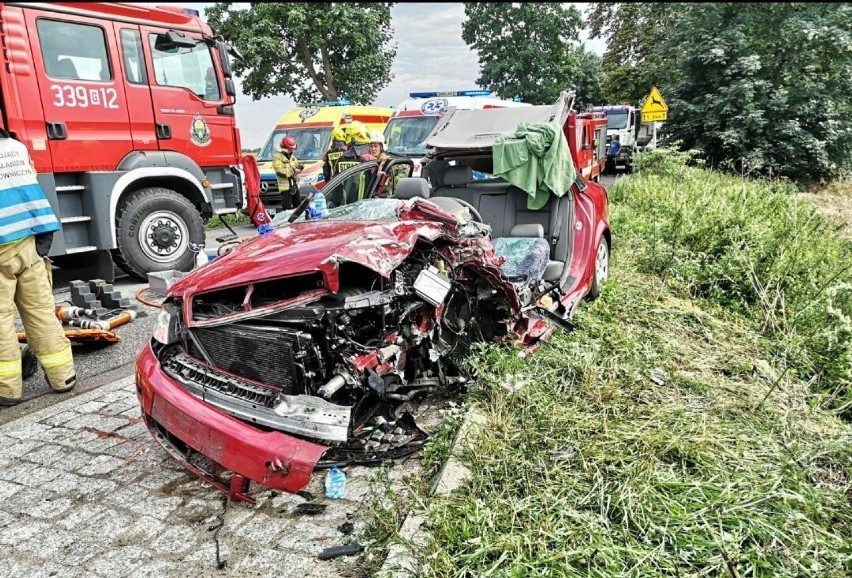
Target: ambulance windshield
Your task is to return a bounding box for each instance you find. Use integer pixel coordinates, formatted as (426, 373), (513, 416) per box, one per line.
(384, 116), (441, 157)
(258, 128), (331, 162)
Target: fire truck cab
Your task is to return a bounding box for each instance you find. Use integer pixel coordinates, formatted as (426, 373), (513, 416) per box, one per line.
(0, 2), (244, 281)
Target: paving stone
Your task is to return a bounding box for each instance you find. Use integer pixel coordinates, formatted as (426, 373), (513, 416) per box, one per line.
(74, 400), (111, 414)
(1, 463), (63, 486)
(20, 443), (67, 466)
(0, 479), (25, 501)
(0, 439), (40, 460)
(55, 503), (111, 532)
(0, 518), (52, 545)
(17, 495), (75, 521)
(117, 515), (168, 544)
(74, 454), (126, 476)
(54, 537), (107, 566)
(14, 525), (76, 557)
(137, 467), (192, 491)
(149, 524), (198, 555)
(62, 413), (130, 433)
(39, 410), (82, 428)
(87, 545), (153, 578)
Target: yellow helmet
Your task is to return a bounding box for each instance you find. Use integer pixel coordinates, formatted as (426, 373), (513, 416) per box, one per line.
(344, 121), (370, 145)
(331, 127), (346, 144)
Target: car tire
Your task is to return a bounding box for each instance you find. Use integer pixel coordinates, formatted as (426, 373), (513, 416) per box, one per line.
(112, 187), (204, 280)
(588, 235), (609, 300)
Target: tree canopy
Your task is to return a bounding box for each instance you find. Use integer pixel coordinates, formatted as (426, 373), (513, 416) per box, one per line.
(205, 3), (397, 105)
(461, 3), (599, 106)
(588, 2), (852, 182)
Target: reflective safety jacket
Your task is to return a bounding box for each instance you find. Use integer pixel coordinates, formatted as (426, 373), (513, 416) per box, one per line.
(272, 151), (300, 193)
(0, 136), (59, 246)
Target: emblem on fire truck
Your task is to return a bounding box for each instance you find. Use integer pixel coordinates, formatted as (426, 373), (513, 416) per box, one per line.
(190, 113), (212, 147)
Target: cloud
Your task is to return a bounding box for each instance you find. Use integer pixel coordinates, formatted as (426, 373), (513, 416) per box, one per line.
(150, 2), (607, 149)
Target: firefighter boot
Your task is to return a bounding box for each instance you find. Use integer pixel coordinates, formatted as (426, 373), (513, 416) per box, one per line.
(13, 237), (76, 393)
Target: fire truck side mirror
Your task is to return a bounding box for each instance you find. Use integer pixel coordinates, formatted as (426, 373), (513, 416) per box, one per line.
(217, 41), (233, 79)
(224, 78), (236, 98)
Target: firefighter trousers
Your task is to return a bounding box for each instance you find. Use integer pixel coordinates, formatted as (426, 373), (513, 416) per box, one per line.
(0, 236), (75, 399)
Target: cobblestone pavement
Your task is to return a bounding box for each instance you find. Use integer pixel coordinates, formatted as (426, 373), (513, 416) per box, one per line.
(0, 374), (428, 578)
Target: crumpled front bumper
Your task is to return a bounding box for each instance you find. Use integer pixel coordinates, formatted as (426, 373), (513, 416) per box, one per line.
(135, 343), (329, 501)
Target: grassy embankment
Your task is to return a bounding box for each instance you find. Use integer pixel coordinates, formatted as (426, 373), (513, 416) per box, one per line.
(365, 149), (852, 577)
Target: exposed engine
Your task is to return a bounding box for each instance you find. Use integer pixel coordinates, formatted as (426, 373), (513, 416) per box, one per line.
(154, 241), (515, 464)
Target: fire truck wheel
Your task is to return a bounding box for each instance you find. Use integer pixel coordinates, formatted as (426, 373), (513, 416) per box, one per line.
(588, 235), (609, 300)
(113, 187), (204, 279)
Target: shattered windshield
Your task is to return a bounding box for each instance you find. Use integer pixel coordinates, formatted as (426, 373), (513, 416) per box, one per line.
(270, 198), (404, 227)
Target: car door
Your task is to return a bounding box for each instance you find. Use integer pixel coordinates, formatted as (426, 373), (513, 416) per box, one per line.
(322, 159), (415, 208)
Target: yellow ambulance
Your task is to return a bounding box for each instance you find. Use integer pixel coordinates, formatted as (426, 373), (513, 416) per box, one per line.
(256, 100), (393, 209)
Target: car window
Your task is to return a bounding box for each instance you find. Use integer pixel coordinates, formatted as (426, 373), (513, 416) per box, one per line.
(120, 29), (147, 85)
(324, 164), (379, 209)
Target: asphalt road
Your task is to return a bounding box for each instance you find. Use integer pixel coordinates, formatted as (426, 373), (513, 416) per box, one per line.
(2, 223), (259, 424)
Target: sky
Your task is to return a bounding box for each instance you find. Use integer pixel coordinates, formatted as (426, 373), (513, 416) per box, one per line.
(150, 2), (606, 149)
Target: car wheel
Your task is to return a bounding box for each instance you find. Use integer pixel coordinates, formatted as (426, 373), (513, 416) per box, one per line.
(112, 187), (204, 280)
(588, 235), (609, 300)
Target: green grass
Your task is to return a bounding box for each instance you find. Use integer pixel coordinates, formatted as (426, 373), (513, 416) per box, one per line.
(205, 212), (251, 230)
(365, 151), (852, 577)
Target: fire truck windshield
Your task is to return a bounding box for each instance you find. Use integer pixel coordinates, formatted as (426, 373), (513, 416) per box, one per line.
(149, 33), (220, 100)
(384, 116), (441, 157)
(606, 112), (629, 130)
(258, 129), (332, 163)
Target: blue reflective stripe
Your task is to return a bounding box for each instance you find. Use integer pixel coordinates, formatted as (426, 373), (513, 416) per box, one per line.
(0, 182), (59, 245)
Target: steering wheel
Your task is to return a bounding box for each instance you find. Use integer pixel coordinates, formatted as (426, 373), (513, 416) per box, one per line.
(427, 197), (484, 224)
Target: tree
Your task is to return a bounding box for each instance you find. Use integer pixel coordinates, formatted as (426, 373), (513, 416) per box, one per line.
(461, 3), (588, 105)
(205, 3), (396, 105)
(571, 50), (605, 110)
(588, 2), (852, 183)
(585, 3), (680, 106)
(666, 3), (852, 182)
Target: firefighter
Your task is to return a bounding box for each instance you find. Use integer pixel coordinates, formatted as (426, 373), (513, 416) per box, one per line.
(322, 127), (348, 183)
(337, 122), (378, 202)
(0, 130), (76, 406)
(273, 136), (303, 210)
(368, 130), (407, 197)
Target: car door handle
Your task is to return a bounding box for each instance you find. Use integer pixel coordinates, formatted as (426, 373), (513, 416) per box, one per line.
(46, 121), (67, 140)
(156, 123), (172, 140)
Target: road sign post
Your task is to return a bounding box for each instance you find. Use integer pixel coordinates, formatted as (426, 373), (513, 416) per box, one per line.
(641, 87), (668, 124)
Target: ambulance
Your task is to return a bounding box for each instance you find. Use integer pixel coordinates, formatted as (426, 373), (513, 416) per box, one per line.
(383, 90), (531, 177)
(256, 100), (393, 210)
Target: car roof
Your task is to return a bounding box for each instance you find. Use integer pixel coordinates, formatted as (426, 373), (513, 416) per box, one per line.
(423, 90), (574, 151)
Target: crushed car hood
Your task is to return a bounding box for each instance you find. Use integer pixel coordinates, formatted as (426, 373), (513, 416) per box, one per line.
(169, 219), (450, 297)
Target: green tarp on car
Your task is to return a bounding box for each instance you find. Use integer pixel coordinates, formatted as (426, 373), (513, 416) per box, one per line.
(493, 122), (576, 210)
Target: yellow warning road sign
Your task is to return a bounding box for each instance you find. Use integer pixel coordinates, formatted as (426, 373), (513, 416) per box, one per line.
(641, 87), (668, 122)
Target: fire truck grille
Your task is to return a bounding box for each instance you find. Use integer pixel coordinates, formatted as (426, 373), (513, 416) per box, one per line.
(187, 324), (309, 393)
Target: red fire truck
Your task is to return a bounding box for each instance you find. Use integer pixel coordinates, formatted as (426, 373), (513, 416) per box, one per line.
(0, 2), (243, 281)
(568, 110), (608, 182)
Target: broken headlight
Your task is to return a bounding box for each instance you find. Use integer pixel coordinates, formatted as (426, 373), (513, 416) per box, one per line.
(153, 302), (181, 345)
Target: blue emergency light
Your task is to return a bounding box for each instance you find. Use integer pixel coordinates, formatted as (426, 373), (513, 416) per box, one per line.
(324, 98), (351, 106)
(409, 90), (492, 99)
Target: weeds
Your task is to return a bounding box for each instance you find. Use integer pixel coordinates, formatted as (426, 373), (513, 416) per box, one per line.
(205, 212), (250, 230)
(418, 250), (852, 577)
(402, 151), (852, 576)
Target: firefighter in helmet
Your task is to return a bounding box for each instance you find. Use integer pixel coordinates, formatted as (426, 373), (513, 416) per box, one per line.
(322, 126), (348, 183)
(272, 135), (303, 210)
(336, 121), (378, 202)
(368, 130), (407, 197)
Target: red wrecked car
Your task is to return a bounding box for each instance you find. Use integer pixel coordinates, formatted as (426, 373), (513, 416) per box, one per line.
(135, 91), (611, 502)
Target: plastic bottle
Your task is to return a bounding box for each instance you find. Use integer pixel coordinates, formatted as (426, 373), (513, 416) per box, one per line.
(308, 190), (329, 220)
(191, 243), (208, 268)
(324, 465), (346, 499)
